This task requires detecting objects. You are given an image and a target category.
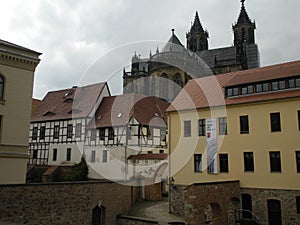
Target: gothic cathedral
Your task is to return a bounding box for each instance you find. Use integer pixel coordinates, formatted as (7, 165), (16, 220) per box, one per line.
(123, 0), (259, 102)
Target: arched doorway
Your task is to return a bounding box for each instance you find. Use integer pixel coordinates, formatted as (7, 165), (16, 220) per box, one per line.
(92, 205), (106, 225)
(205, 203), (222, 224)
(267, 199), (282, 225)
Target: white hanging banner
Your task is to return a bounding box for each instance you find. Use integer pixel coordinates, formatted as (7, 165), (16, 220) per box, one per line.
(206, 118), (218, 174)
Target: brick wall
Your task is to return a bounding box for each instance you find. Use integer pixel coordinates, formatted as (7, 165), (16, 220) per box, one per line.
(241, 188), (300, 225)
(0, 181), (137, 225)
(144, 183), (161, 201)
(171, 181), (240, 225)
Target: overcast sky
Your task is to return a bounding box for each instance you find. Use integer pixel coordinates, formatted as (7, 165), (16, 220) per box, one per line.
(1, 0), (300, 99)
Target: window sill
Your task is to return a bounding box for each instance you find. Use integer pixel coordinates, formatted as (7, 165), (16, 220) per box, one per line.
(0, 99), (5, 105)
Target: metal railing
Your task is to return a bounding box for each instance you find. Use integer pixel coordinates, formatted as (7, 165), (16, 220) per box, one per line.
(235, 209), (260, 225)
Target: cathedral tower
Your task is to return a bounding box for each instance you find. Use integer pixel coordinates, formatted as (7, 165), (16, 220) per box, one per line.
(186, 12), (209, 52)
(233, 0), (256, 68)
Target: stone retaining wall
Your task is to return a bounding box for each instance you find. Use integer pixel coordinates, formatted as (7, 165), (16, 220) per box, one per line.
(0, 181), (137, 225)
(241, 187), (300, 225)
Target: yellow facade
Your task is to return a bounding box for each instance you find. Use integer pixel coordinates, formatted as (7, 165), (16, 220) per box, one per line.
(169, 96), (300, 190)
(0, 41), (41, 184)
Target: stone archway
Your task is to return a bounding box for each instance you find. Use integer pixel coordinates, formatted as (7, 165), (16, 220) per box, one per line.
(205, 203), (222, 225)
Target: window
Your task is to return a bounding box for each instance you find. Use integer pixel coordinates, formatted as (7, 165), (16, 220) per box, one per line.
(298, 111), (300, 131)
(67, 124), (73, 138)
(247, 85), (254, 94)
(147, 127), (153, 140)
(91, 150), (96, 163)
(198, 119), (205, 136)
(0, 75), (4, 99)
(32, 150), (38, 159)
(102, 150), (108, 163)
(66, 148), (71, 161)
(297, 78), (300, 87)
(241, 86), (247, 95)
(75, 123), (81, 138)
(99, 128), (105, 140)
(108, 127), (114, 140)
(269, 151), (281, 172)
(184, 120), (191, 137)
(289, 79), (295, 88)
(270, 112), (281, 132)
(233, 87), (239, 96)
(227, 88), (232, 97)
(219, 117), (227, 135)
(296, 151), (300, 173)
(256, 84), (262, 93)
(160, 129), (166, 142)
(91, 129), (96, 141)
(296, 196), (300, 214)
(54, 125), (60, 139)
(262, 83), (269, 92)
(240, 115), (249, 134)
(32, 127), (38, 140)
(272, 81), (278, 91)
(194, 154), (202, 172)
(279, 80), (286, 89)
(53, 148), (57, 161)
(219, 154), (229, 173)
(40, 126), (45, 140)
(244, 152), (254, 172)
(127, 126), (132, 140)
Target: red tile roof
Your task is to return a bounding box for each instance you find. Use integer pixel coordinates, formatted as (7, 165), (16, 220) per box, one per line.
(167, 60), (300, 112)
(32, 98), (41, 112)
(87, 93), (169, 129)
(226, 60), (300, 86)
(31, 82), (108, 122)
(128, 153), (168, 160)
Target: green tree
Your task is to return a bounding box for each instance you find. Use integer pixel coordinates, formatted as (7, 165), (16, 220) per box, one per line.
(65, 156), (88, 181)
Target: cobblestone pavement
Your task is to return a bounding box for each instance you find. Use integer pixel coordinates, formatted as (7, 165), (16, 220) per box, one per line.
(128, 197), (186, 224)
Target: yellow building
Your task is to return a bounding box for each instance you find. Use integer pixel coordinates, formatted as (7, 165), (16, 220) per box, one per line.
(167, 60), (300, 225)
(0, 39), (41, 184)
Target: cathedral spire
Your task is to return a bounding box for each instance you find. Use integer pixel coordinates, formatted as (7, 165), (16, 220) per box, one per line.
(233, 0), (256, 69)
(192, 11), (205, 33)
(233, 0), (256, 46)
(186, 11), (209, 52)
(236, 0), (253, 25)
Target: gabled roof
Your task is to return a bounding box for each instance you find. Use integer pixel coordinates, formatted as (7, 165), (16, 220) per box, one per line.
(31, 82), (107, 122)
(87, 93), (169, 129)
(32, 98), (41, 113)
(167, 60), (300, 112)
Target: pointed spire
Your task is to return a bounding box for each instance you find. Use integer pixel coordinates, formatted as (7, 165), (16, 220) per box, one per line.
(191, 11), (205, 33)
(186, 11), (209, 52)
(236, 0), (252, 25)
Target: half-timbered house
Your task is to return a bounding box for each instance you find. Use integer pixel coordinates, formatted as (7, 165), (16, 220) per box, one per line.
(85, 93), (169, 181)
(29, 82), (110, 165)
